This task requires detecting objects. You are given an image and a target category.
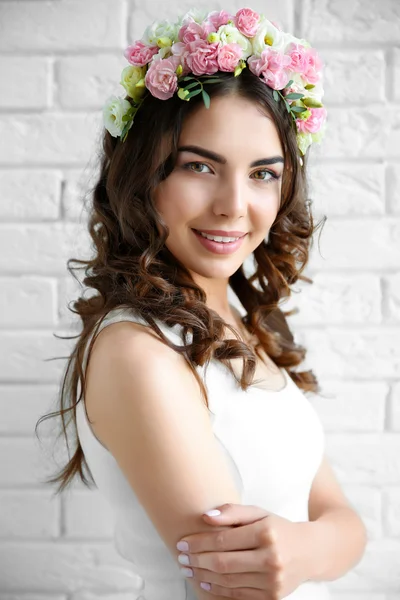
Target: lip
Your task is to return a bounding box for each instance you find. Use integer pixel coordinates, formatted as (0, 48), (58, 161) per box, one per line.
(194, 229), (247, 237)
(192, 229), (247, 255)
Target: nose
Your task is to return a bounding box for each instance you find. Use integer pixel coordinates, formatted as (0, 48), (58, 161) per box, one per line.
(211, 174), (247, 219)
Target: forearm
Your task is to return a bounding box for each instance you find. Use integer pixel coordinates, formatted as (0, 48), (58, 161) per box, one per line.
(298, 507), (368, 582)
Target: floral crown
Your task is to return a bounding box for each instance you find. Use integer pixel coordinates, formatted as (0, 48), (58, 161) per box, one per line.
(103, 7), (327, 158)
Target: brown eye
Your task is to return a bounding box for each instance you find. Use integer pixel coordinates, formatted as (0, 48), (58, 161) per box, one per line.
(183, 162), (212, 174)
(251, 169), (280, 183)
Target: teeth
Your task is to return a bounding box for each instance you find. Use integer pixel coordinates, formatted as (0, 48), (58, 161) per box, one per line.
(198, 231), (240, 243)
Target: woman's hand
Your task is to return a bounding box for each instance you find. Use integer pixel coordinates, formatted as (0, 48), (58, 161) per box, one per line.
(176, 503), (310, 599)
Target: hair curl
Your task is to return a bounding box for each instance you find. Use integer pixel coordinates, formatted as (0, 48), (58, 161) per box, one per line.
(36, 68), (326, 494)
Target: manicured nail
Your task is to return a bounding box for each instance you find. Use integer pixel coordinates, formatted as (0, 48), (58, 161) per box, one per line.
(180, 567), (193, 577)
(178, 554), (190, 566)
(177, 540), (189, 551)
(200, 582), (211, 591)
(204, 509), (221, 516)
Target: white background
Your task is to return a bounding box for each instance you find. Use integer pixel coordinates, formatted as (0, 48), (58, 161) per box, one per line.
(0, 0), (399, 598)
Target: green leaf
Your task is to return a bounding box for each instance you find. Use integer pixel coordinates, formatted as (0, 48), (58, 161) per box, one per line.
(290, 106), (308, 113)
(284, 79), (294, 88)
(302, 97), (323, 108)
(202, 88), (211, 109)
(184, 81), (201, 90)
(285, 101), (291, 113)
(304, 84), (315, 90)
(284, 93), (304, 100)
(273, 89), (279, 102)
(186, 88), (203, 99)
(202, 78), (221, 84)
(180, 75), (196, 82)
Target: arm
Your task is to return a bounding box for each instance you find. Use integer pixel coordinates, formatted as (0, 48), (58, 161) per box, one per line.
(298, 455), (368, 581)
(85, 321), (242, 600)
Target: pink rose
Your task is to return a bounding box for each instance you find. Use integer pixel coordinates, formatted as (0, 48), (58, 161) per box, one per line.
(124, 41), (159, 67)
(248, 48), (291, 89)
(286, 42), (307, 74)
(171, 42), (191, 75)
(208, 10), (234, 29)
(217, 42), (242, 71)
(145, 56), (180, 100)
(303, 48), (323, 84)
(186, 40), (219, 76)
(178, 21), (215, 44)
(296, 107), (327, 133)
(234, 8), (260, 37)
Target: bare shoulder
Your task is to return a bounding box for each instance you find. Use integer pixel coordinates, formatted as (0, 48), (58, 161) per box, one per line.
(85, 318), (205, 426)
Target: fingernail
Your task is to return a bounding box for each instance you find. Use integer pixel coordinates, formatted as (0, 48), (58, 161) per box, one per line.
(178, 554), (190, 566)
(180, 567), (193, 578)
(200, 582), (211, 591)
(177, 540), (189, 551)
(204, 509), (221, 516)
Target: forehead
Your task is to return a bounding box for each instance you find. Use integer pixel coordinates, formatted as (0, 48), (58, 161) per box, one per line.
(178, 94), (283, 159)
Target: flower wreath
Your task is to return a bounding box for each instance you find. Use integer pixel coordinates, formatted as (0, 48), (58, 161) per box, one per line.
(103, 7), (327, 159)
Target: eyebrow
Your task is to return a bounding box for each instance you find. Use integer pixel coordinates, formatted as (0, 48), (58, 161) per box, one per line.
(177, 145), (284, 168)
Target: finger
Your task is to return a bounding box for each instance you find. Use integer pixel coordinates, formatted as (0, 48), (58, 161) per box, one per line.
(180, 519), (263, 554)
(196, 580), (271, 599)
(185, 548), (279, 574)
(203, 503), (271, 527)
(186, 566), (275, 593)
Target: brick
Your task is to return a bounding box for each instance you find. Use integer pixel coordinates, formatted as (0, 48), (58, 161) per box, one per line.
(0, 490), (60, 538)
(387, 164), (400, 215)
(0, 57), (50, 109)
(0, 1), (125, 52)
(309, 163), (385, 216)
(393, 49), (400, 102)
(321, 50), (385, 105)
(284, 274), (381, 325)
(0, 596), (67, 600)
(307, 219), (400, 271)
(0, 385), (58, 435)
(342, 486), (382, 540)
(325, 433), (400, 485)
(315, 107), (400, 159)
(383, 488), (400, 536)
(58, 276), (88, 329)
(0, 277), (57, 327)
(57, 54), (125, 109)
(63, 489), (114, 539)
(389, 382), (400, 431)
(385, 273), (400, 322)
(61, 169), (93, 222)
(0, 438), (57, 486)
(308, 381), (386, 432)
(0, 115), (99, 166)
(0, 541), (145, 593)
(0, 170), (62, 221)
(0, 223), (91, 275)
(0, 331), (73, 382)
(328, 540), (400, 592)
(298, 329), (399, 379)
(301, 0), (400, 43)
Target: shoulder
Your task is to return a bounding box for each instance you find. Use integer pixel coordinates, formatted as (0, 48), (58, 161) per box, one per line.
(84, 317), (207, 429)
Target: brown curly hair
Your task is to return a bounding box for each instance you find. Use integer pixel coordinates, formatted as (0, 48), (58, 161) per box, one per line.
(35, 68), (326, 495)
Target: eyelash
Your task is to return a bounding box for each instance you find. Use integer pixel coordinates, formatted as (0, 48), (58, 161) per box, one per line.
(182, 161), (281, 184)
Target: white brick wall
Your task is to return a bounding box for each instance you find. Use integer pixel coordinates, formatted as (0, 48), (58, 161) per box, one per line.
(0, 0), (398, 598)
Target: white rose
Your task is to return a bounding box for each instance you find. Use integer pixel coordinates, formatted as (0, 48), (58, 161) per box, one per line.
(252, 19), (288, 55)
(283, 32), (311, 52)
(103, 95), (132, 138)
(180, 8), (209, 26)
(142, 19), (179, 46)
(217, 24), (253, 59)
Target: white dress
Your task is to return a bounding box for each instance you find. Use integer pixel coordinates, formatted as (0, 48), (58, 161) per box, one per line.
(75, 306), (331, 600)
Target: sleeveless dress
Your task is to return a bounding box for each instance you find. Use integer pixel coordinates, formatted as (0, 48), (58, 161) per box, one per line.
(75, 306), (331, 600)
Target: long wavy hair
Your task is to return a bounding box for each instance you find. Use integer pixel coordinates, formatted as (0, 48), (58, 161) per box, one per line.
(36, 67), (326, 494)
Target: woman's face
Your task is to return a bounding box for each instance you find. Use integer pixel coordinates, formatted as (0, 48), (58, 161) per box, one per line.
(154, 94), (284, 283)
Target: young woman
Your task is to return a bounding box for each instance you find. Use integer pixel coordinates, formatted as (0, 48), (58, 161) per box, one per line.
(37, 7), (367, 600)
